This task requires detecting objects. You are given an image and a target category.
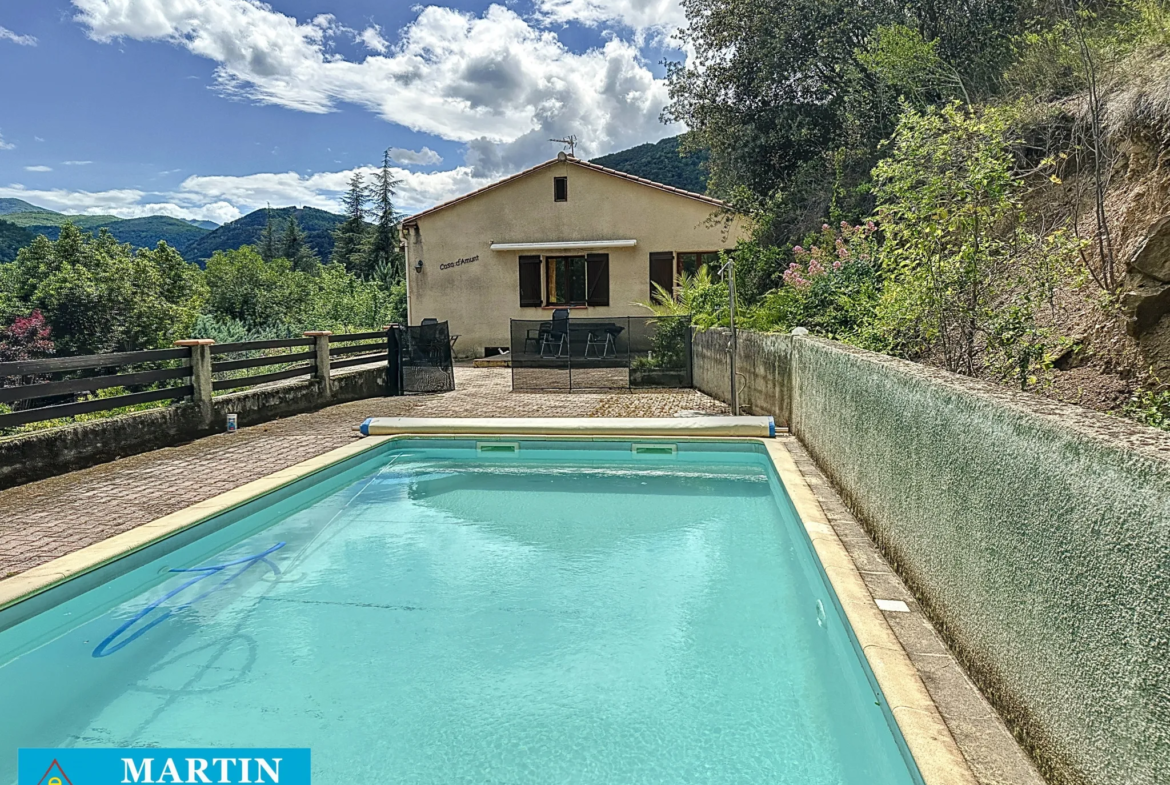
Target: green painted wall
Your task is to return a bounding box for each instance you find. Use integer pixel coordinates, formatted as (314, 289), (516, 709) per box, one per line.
(693, 330), (1170, 785)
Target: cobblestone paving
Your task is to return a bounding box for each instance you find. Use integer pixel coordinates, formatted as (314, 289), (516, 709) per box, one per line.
(0, 368), (726, 577)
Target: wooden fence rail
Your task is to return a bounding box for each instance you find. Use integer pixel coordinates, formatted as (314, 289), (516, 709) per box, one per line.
(0, 329), (392, 431)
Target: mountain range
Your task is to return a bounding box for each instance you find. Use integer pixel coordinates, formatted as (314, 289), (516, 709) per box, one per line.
(0, 135), (708, 264)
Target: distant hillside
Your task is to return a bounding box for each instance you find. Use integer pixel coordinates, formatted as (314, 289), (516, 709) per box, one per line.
(90, 216), (210, 250)
(186, 219), (220, 231)
(3, 210), (122, 230)
(184, 206), (347, 265)
(592, 136), (708, 194)
(0, 220), (35, 263)
(9, 213), (210, 250)
(0, 198), (48, 217)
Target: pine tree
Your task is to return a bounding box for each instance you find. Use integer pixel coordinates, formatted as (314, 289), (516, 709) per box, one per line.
(368, 149), (405, 284)
(259, 205), (279, 262)
(331, 171), (371, 277)
(282, 213), (320, 274)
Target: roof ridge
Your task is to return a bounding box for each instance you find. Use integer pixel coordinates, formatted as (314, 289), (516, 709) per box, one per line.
(402, 155), (729, 225)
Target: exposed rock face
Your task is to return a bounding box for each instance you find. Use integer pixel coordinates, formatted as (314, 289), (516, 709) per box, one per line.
(1131, 215), (1170, 282)
(1123, 216), (1170, 334)
(1121, 274), (1170, 336)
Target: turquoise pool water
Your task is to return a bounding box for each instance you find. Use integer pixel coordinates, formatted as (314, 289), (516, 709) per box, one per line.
(0, 440), (921, 784)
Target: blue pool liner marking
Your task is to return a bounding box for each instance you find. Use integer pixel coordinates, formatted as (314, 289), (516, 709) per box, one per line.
(92, 543), (286, 658)
(360, 417), (373, 436)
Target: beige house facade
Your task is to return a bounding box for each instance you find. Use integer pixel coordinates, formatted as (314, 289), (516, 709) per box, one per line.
(401, 153), (752, 358)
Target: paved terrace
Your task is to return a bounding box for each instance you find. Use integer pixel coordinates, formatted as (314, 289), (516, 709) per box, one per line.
(0, 368), (727, 577)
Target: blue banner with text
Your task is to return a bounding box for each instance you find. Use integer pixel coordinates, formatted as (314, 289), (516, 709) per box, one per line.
(19, 749), (310, 785)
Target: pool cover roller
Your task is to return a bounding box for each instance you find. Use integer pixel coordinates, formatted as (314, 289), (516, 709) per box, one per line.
(359, 416), (776, 438)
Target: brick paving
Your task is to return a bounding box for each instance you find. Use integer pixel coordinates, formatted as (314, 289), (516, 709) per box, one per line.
(0, 368), (726, 577)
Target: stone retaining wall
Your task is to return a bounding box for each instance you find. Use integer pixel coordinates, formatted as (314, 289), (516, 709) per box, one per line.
(693, 328), (1170, 785)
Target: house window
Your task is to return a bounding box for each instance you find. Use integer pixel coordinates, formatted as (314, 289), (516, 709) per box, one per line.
(649, 251), (675, 302)
(677, 251), (721, 278)
(546, 256), (587, 305)
(519, 255), (542, 307)
(554, 176), (568, 202)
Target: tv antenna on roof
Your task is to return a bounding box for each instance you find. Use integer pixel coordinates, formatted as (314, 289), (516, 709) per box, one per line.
(549, 135), (577, 157)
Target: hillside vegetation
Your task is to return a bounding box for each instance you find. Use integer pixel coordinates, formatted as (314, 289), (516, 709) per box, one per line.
(8, 213), (211, 250)
(184, 206), (345, 265)
(0, 199), (217, 257)
(592, 136), (707, 193)
(0, 198), (52, 216)
(0, 221), (34, 264)
(661, 0), (1170, 430)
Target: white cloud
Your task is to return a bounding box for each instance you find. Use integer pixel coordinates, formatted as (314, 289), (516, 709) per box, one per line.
(535, 0), (686, 36)
(25, 165), (52, 173)
(0, 161), (492, 226)
(0, 184), (240, 223)
(0, 26), (37, 46)
(358, 25), (388, 53)
(72, 1), (678, 173)
(62, 160), (93, 166)
(388, 146), (443, 166)
(0, 133), (13, 151)
(178, 164), (492, 215)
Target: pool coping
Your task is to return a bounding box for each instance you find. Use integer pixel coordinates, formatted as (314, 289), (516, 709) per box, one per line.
(0, 430), (977, 785)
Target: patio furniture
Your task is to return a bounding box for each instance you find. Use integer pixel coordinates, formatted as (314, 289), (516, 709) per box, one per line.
(584, 324), (623, 359)
(540, 309), (570, 358)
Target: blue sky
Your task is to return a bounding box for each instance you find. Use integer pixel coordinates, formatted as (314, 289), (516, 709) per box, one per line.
(0, 0), (687, 223)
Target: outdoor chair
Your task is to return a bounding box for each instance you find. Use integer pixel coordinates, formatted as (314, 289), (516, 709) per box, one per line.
(540, 309), (570, 358)
(584, 326), (619, 359)
(416, 319), (443, 364)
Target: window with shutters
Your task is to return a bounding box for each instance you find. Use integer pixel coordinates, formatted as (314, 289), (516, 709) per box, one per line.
(554, 177), (568, 202)
(677, 251), (721, 278)
(649, 251), (675, 302)
(518, 255), (542, 307)
(585, 254), (609, 306)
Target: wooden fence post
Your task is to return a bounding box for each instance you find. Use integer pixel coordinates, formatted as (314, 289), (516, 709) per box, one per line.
(304, 331), (333, 402)
(174, 339), (215, 427)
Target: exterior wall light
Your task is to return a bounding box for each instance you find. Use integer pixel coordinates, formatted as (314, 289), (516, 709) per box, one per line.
(415, 259), (424, 272)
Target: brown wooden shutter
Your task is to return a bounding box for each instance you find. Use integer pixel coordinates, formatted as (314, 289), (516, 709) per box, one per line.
(518, 255), (542, 307)
(649, 252), (674, 302)
(585, 253), (609, 306)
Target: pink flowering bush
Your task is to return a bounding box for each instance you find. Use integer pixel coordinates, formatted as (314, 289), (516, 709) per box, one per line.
(745, 222), (882, 339)
(782, 221), (875, 289)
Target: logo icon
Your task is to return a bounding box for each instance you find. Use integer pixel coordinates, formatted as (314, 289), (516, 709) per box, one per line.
(35, 760), (72, 785)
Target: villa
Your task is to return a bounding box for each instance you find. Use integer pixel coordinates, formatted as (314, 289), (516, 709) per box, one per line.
(401, 152), (752, 358)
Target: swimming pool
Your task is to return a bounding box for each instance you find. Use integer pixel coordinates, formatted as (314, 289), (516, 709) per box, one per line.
(0, 439), (922, 784)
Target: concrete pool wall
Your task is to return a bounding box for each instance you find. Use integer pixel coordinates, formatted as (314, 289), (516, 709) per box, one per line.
(692, 328), (1170, 785)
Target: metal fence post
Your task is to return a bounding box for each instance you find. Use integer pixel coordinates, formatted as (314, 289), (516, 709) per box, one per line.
(304, 331), (333, 402)
(386, 325), (403, 396)
(174, 338), (215, 427)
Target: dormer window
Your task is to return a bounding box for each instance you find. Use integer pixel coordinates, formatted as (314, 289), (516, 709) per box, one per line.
(554, 176), (568, 202)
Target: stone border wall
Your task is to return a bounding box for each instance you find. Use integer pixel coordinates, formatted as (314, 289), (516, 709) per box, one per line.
(0, 365), (385, 490)
(693, 328), (1170, 785)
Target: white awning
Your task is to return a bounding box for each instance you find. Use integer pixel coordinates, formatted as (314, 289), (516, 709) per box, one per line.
(489, 239), (637, 252)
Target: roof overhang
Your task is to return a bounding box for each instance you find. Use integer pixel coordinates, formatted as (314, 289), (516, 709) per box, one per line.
(489, 239), (637, 252)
